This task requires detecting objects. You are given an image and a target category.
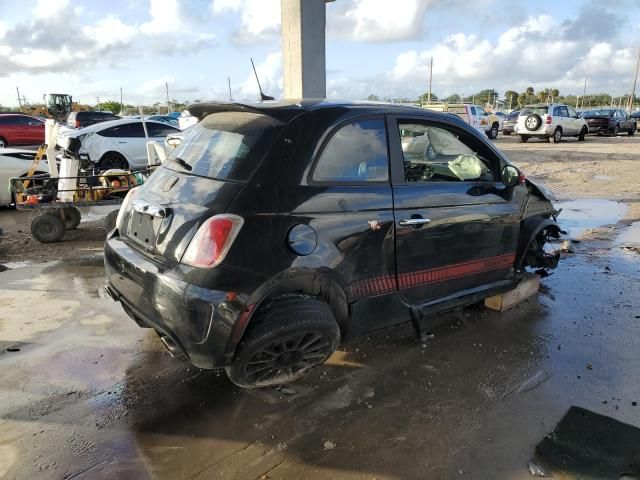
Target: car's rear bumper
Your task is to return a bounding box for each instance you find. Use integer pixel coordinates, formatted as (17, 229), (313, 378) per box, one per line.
(514, 125), (555, 136)
(104, 234), (251, 369)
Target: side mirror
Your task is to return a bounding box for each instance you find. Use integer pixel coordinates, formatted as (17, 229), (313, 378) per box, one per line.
(501, 165), (520, 187)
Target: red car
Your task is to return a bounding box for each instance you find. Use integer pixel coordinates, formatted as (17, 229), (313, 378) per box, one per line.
(0, 114), (45, 148)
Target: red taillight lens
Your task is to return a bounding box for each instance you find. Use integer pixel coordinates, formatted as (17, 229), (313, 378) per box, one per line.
(181, 215), (244, 268)
(545, 115), (552, 125)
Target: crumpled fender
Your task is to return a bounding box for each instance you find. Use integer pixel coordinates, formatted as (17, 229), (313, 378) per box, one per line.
(516, 216), (561, 270)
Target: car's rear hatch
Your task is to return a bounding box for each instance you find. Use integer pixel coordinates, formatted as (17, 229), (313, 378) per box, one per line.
(118, 110), (284, 267)
(584, 115), (609, 129)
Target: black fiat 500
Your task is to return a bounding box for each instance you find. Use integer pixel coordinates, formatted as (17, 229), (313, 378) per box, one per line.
(104, 100), (561, 388)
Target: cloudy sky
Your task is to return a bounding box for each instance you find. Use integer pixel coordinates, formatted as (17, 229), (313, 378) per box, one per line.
(0, 0), (639, 107)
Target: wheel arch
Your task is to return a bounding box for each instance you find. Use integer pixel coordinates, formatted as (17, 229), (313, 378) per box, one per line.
(99, 150), (130, 167)
(224, 267), (349, 361)
(515, 216), (561, 270)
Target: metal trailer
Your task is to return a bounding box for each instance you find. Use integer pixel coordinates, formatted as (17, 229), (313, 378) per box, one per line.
(10, 166), (154, 243)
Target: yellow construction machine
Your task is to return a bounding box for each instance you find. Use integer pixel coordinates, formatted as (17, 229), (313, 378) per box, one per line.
(21, 93), (90, 122)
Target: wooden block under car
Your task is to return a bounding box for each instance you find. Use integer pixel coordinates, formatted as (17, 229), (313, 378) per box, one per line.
(484, 273), (540, 312)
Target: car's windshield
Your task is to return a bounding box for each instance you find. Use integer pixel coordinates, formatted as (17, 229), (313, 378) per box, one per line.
(521, 106), (548, 115)
(166, 111), (283, 181)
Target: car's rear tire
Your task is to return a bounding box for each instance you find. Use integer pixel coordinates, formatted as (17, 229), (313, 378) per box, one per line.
(519, 135), (530, 143)
(31, 213), (66, 243)
(59, 207), (81, 229)
(226, 295), (340, 388)
(611, 124), (620, 137)
(99, 152), (129, 170)
(487, 123), (499, 139)
(503, 130), (511, 136)
(550, 128), (562, 144)
(0, 137), (7, 148)
(524, 114), (542, 131)
(578, 127), (587, 141)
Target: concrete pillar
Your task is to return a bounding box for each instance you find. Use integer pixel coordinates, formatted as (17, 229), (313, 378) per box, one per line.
(281, 0), (327, 99)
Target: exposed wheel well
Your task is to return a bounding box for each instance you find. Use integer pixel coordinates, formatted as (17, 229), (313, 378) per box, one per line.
(99, 151), (129, 169)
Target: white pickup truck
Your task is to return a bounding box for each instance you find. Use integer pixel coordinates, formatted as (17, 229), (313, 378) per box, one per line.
(421, 103), (501, 139)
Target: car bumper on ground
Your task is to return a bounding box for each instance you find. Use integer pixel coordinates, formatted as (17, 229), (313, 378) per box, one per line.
(104, 234), (251, 369)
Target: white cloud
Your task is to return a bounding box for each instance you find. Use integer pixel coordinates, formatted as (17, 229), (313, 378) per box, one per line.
(329, 0), (429, 42)
(211, 0), (280, 44)
(83, 15), (137, 49)
(33, 0), (69, 20)
(140, 0), (182, 34)
(383, 13), (636, 99)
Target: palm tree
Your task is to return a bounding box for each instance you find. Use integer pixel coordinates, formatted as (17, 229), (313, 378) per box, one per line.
(526, 86), (535, 103)
(551, 89), (560, 102)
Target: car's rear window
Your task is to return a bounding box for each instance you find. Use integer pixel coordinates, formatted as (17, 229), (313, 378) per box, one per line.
(165, 111), (283, 181)
(521, 106), (548, 115)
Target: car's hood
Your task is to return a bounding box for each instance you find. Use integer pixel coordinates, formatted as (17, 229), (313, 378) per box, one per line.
(526, 177), (556, 201)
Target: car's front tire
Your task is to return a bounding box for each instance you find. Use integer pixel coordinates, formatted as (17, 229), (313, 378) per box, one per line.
(487, 123), (499, 139)
(578, 127), (587, 141)
(629, 125), (636, 136)
(226, 295), (340, 388)
(0, 137), (7, 148)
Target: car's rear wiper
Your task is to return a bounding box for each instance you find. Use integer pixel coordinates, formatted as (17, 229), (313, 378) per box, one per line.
(173, 157), (192, 171)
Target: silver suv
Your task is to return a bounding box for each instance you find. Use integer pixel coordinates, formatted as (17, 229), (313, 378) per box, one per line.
(515, 103), (588, 143)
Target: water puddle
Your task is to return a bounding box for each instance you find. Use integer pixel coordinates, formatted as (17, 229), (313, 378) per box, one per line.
(556, 199), (628, 240)
(618, 221), (640, 247)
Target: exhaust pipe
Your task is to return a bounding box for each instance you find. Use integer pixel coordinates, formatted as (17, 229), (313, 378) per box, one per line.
(159, 335), (179, 357)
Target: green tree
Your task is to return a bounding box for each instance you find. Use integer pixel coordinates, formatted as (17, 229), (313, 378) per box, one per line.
(468, 88), (498, 106)
(445, 93), (461, 102)
(418, 92), (438, 104)
(525, 86), (534, 103)
(517, 93), (527, 107)
(366, 94), (380, 101)
(504, 90), (519, 107)
(550, 89), (560, 102)
(99, 100), (122, 114)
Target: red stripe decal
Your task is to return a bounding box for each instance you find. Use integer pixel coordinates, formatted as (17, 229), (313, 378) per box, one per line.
(348, 253), (515, 300)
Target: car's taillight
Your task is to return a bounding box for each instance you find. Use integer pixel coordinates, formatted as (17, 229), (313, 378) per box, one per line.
(545, 115), (552, 124)
(181, 214), (244, 268)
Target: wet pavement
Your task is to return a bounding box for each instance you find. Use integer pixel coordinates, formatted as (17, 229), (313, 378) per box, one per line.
(0, 200), (639, 479)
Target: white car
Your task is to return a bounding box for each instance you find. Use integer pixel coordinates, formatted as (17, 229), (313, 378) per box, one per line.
(57, 119), (180, 170)
(515, 103), (588, 143)
(0, 149), (49, 206)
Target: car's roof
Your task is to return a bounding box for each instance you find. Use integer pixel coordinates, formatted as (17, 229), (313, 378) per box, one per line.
(185, 98), (464, 124)
(65, 118), (173, 135)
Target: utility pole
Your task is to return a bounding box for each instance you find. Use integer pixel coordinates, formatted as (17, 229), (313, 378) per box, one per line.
(16, 86), (22, 109)
(581, 60), (588, 111)
(120, 87), (123, 115)
(96, 96), (101, 111)
(165, 82), (170, 113)
(228, 77), (233, 101)
(627, 48), (640, 113)
(427, 57), (433, 104)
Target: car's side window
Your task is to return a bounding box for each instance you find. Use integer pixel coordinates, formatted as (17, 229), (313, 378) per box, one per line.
(312, 118), (388, 182)
(398, 122), (498, 183)
(100, 123), (145, 138)
(567, 106), (577, 118)
(147, 123), (180, 137)
(558, 107), (569, 118)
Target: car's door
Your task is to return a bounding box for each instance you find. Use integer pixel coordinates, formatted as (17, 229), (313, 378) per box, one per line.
(146, 122), (180, 143)
(99, 122), (147, 166)
(566, 106), (581, 134)
(388, 115), (522, 306)
(23, 117), (44, 144)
